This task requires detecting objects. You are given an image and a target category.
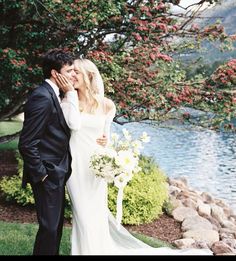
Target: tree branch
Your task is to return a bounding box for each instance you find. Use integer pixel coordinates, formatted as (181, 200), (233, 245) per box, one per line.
(0, 131), (21, 144)
(0, 97), (25, 121)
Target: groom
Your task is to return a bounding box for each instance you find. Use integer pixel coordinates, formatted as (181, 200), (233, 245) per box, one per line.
(18, 48), (76, 255)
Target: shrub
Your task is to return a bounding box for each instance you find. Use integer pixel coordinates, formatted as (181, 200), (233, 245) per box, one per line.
(0, 153), (168, 225)
(162, 198), (174, 217)
(108, 155), (169, 225)
(0, 152), (72, 219)
(0, 152), (34, 206)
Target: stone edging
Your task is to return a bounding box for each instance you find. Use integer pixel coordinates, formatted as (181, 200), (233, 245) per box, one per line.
(168, 177), (236, 255)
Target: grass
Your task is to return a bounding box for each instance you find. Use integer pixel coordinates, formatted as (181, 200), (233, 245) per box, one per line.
(131, 232), (174, 248)
(0, 221), (172, 255)
(0, 221), (70, 255)
(0, 120), (22, 151)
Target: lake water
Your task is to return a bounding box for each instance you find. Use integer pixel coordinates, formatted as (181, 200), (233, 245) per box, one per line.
(112, 122), (236, 213)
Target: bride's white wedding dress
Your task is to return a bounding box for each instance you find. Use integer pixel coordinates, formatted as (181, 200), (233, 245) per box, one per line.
(61, 91), (212, 255)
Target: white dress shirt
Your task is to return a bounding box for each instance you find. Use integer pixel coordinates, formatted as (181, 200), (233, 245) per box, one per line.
(45, 79), (61, 103)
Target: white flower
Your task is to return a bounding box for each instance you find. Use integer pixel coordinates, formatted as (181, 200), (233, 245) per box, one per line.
(111, 133), (119, 143)
(140, 132), (151, 143)
(122, 128), (132, 141)
(132, 140), (143, 149)
(115, 150), (137, 172)
(131, 140), (143, 156)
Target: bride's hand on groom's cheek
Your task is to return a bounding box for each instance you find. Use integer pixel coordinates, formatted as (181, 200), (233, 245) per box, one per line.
(55, 73), (74, 92)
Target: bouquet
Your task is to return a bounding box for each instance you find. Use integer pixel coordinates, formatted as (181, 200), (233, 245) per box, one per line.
(89, 128), (150, 228)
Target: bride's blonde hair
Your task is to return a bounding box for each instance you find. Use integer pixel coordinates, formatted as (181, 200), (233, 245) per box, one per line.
(74, 59), (104, 113)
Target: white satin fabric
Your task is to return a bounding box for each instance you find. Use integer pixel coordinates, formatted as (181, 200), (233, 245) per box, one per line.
(61, 91), (213, 255)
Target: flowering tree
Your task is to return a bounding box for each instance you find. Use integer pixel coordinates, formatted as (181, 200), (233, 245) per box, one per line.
(202, 59), (236, 129)
(0, 0), (235, 142)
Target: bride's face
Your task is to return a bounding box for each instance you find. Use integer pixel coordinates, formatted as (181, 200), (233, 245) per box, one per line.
(74, 68), (85, 90)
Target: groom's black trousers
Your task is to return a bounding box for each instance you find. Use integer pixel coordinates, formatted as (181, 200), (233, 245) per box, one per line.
(31, 181), (65, 255)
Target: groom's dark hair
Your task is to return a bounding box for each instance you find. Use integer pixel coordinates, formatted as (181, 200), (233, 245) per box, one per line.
(42, 48), (74, 78)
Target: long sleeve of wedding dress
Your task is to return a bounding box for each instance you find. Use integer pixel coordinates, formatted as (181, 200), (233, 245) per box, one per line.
(61, 95), (213, 256)
(61, 91), (81, 130)
(103, 103), (116, 145)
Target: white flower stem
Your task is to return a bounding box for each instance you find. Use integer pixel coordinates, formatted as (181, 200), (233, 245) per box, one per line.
(116, 187), (124, 230)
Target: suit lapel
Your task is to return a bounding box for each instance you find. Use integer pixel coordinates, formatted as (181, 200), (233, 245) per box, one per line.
(43, 81), (70, 137)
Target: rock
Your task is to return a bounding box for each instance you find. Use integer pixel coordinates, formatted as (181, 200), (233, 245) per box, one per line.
(183, 229), (219, 246)
(168, 178), (187, 190)
(211, 241), (236, 255)
(182, 215), (213, 231)
(221, 220), (236, 230)
(220, 231), (236, 240)
(169, 196), (183, 209)
(172, 207), (198, 222)
(197, 202), (211, 217)
(211, 204), (227, 224)
(222, 238), (236, 250)
(169, 185), (181, 197)
(201, 192), (214, 204)
(203, 216), (221, 230)
(173, 238), (195, 249)
(169, 178), (236, 253)
(192, 240), (209, 249)
(182, 198), (198, 209)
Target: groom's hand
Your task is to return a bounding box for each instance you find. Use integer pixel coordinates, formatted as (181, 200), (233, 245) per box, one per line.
(55, 73), (74, 92)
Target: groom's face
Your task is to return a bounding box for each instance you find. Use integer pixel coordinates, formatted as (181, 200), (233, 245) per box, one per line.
(60, 64), (77, 86)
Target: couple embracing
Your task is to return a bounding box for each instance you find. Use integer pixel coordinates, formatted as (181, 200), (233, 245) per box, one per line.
(19, 49), (113, 255)
(19, 49), (212, 256)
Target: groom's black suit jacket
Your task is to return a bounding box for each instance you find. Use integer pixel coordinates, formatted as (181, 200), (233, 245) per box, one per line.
(19, 81), (71, 188)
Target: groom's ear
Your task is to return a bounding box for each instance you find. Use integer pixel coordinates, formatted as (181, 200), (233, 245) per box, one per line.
(51, 69), (58, 79)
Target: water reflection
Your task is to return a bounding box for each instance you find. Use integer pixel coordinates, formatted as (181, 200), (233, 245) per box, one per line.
(112, 122), (236, 213)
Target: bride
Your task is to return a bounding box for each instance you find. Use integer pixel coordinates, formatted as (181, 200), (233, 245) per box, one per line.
(57, 58), (212, 255)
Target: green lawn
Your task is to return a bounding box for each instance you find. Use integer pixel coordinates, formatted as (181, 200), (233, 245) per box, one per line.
(0, 221), (71, 255)
(0, 121), (22, 151)
(0, 221), (173, 255)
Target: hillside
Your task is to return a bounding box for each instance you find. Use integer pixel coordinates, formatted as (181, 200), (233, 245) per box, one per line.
(202, 0), (236, 35)
(201, 0), (236, 62)
(177, 0), (236, 65)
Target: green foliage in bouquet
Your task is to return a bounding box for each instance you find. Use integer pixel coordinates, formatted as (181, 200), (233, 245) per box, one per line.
(108, 155), (169, 225)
